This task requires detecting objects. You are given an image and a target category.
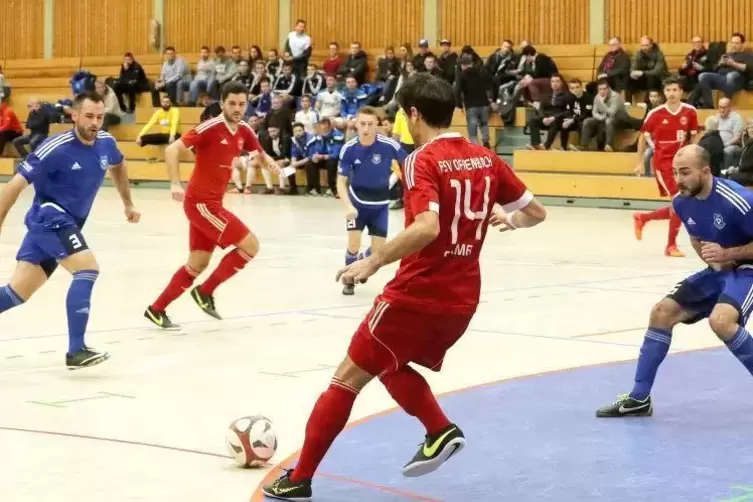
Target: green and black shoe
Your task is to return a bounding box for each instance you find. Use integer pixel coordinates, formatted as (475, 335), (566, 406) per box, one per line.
(190, 286), (222, 320)
(402, 423), (465, 477)
(262, 470), (312, 501)
(596, 393), (653, 417)
(66, 347), (110, 370)
(144, 306), (181, 330)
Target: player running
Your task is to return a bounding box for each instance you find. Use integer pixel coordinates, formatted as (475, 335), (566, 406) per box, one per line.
(262, 73), (547, 500)
(632, 76), (699, 257)
(337, 106), (407, 295)
(0, 91), (140, 368)
(145, 81), (278, 328)
(597, 144), (753, 417)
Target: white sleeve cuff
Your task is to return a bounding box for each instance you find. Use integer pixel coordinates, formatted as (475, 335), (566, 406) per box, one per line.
(501, 190), (534, 213)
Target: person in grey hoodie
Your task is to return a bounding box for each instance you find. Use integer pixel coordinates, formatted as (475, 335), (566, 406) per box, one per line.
(626, 36), (669, 104)
(579, 79), (642, 151)
(187, 46), (216, 106)
(150, 46), (191, 106)
(208, 46), (237, 99)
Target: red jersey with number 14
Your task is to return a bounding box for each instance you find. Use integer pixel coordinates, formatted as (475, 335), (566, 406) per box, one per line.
(180, 116), (263, 201)
(380, 132), (532, 316)
(641, 103), (698, 172)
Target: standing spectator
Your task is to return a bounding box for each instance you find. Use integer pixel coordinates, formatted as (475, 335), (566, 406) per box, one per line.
(266, 49), (284, 78)
(187, 46), (216, 106)
(112, 52), (148, 113)
(561, 78), (593, 150)
(12, 99), (48, 159)
(455, 54), (494, 147)
(588, 37), (631, 95)
(716, 97), (745, 169)
(0, 102), (22, 156)
(316, 75), (344, 124)
(579, 79), (641, 151)
(302, 64), (324, 99)
(198, 92), (221, 122)
(322, 42), (342, 77)
(272, 62), (298, 103)
(150, 46), (191, 106)
(209, 46), (237, 99)
(136, 95), (180, 147)
(284, 19), (312, 77)
(526, 74), (573, 150)
(337, 42), (368, 85)
(412, 40), (435, 71)
(437, 39), (458, 85)
(294, 95), (319, 133)
(693, 32), (753, 109)
(678, 36), (710, 94)
(626, 36), (668, 104)
(308, 117), (343, 196)
(260, 125), (292, 194)
(95, 79), (123, 131)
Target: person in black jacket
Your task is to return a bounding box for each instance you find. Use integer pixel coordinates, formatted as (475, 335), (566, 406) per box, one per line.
(455, 54), (494, 147)
(376, 46), (401, 102)
(560, 79), (594, 150)
(412, 40), (435, 72)
(517, 45), (559, 103)
(678, 36), (710, 93)
(12, 99), (49, 158)
(485, 39), (520, 100)
(337, 42), (368, 85)
(260, 125), (293, 194)
(526, 75), (573, 149)
(112, 52), (149, 113)
(587, 37), (631, 95)
(198, 92), (221, 122)
(697, 116), (725, 176)
(437, 39), (457, 85)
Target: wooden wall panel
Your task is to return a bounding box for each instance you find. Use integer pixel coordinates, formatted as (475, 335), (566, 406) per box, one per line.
(0, 0), (44, 59)
(165, 0), (278, 53)
(607, 0), (753, 43)
(53, 0), (152, 57)
(292, 0), (423, 50)
(440, 0), (589, 47)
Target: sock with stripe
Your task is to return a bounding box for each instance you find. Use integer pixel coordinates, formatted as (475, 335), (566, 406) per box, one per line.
(629, 327), (672, 400)
(0, 285), (24, 313)
(380, 366), (451, 436)
(67, 270), (98, 354)
(726, 326), (753, 375)
(152, 265), (198, 312)
(345, 250), (358, 266)
(641, 206), (671, 222)
(668, 211), (682, 248)
(290, 379), (359, 482)
(199, 248), (253, 296)
(357, 247), (372, 261)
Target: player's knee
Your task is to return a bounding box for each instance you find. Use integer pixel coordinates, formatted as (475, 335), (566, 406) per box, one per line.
(237, 232), (259, 257)
(708, 304), (740, 340)
(334, 355), (374, 392)
(648, 298), (683, 328)
(187, 253), (211, 273)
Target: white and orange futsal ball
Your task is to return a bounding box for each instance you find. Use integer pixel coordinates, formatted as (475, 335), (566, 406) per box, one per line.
(225, 415), (278, 467)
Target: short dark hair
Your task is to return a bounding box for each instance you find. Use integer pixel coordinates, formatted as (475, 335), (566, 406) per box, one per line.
(551, 73), (563, 82)
(295, 18), (306, 25)
(732, 32), (746, 43)
(283, 61), (293, 68)
(124, 52), (134, 59)
(521, 45), (537, 57)
(215, 46), (226, 53)
(259, 77), (271, 85)
(221, 81), (250, 101)
(292, 122), (305, 130)
(164, 46), (175, 53)
(329, 41), (339, 48)
(596, 78), (611, 88)
(663, 76), (681, 88)
(568, 78), (582, 85)
(396, 73), (455, 129)
(231, 45), (241, 51)
(300, 94), (311, 101)
(200, 45), (209, 51)
(268, 48), (278, 55)
(318, 117), (332, 126)
(503, 39), (514, 46)
(72, 90), (104, 109)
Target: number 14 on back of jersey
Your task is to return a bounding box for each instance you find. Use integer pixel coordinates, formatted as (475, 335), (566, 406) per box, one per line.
(445, 176), (491, 257)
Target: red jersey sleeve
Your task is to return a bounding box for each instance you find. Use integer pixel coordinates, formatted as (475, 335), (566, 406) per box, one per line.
(495, 158), (533, 212)
(404, 150), (440, 215)
(241, 123), (263, 154)
(686, 107), (699, 134)
(640, 108), (659, 136)
(180, 125), (211, 150)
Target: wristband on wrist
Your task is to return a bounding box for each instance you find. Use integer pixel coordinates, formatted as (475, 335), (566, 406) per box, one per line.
(507, 211), (519, 229)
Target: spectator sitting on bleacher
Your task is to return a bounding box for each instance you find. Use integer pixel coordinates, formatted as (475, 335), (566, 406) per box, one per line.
(0, 66), (9, 102)
(308, 117), (343, 196)
(230, 45), (244, 64)
(526, 74), (573, 150)
(295, 95), (319, 133)
(249, 45), (263, 64)
(455, 54), (494, 148)
(151, 46), (190, 107)
(626, 89), (663, 163)
(11, 99), (48, 159)
(437, 39), (458, 85)
(272, 62), (298, 104)
(209, 46), (237, 99)
(579, 78), (640, 151)
(267, 49), (284, 78)
(693, 32), (753, 109)
(626, 36), (669, 104)
(698, 116), (725, 176)
(323, 42), (342, 77)
(678, 36), (710, 93)
(398, 44), (414, 73)
(423, 56), (444, 80)
(724, 119), (753, 183)
(716, 97), (744, 169)
(260, 125), (292, 194)
(198, 92), (221, 122)
(251, 77), (273, 117)
(485, 39), (520, 101)
(0, 102), (22, 157)
(588, 37), (630, 95)
(264, 95), (293, 137)
(187, 46), (216, 106)
(316, 75), (344, 123)
(413, 40), (435, 72)
(512, 45), (559, 105)
(337, 42), (368, 85)
(376, 47), (401, 103)
(95, 79), (124, 131)
(111, 53), (149, 113)
(284, 19), (312, 77)
(136, 95), (180, 147)
(340, 76), (368, 133)
(232, 60), (254, 91)
(249, 60), (268, 95)
(290, 121), (317, 187)
(561, 78), (593, 151)
(302, 64), (324, 98)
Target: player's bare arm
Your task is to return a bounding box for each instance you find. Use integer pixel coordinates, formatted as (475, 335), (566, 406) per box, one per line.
(109, 160), (141, 223)
(705, 239), (753, 265)
(336, 174), (357, 219)
(164, 138), (187, 201)
(490, 198), (547, 232)
(0, 174), (30, 233)
(634, 133), (648, 176)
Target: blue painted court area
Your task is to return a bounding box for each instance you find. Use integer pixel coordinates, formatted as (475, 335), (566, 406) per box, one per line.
(292, 349), (753, 501)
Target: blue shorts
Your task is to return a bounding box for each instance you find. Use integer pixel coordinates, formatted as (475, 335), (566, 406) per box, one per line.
(346, 202), (389, 238)
(668, 267), (753, 325)
(16, 226), (89, 277)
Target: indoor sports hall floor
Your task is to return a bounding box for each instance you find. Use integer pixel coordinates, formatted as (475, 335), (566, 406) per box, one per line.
(1, 187), (750, 502)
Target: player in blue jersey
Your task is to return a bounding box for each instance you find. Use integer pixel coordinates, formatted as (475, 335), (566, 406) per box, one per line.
(597, 144), (753, 416)
(337, 106), (407, 295)
(0, 91), (140, 369)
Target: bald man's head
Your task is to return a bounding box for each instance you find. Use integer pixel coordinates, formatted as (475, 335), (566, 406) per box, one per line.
(673, 144), (712, 197)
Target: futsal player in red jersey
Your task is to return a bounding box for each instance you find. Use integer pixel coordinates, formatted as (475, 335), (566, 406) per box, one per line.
(144, 81), (279, 328)
(633, 76), (699, 257)
(262, 73), (547, 501)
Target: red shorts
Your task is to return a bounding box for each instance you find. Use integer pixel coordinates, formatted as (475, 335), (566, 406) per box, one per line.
(347, 296), (473, 377)
(654, 169), (678, 197)
(183, 198), (250, 251)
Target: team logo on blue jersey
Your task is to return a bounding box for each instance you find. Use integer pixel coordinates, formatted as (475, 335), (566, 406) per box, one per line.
(100, 156), (108, 170)
(713, 213), (726, 230)
(371, 154), (381, 164)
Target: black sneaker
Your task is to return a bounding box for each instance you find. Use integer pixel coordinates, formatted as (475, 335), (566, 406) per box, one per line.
(596, 393), (653, 417)
(144, 306), (181, 330)
(66, 347), (110, 370)
(262, 470), (312, 501)
(402, 423), (465, 477)
(190, 286), (222, 319)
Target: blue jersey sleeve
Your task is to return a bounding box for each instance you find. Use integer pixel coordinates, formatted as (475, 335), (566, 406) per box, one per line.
(17, 150), (58, 185)
(338, 142), (354, 177)
(672, 197), (698, 238)
(100, 134), (124, 166)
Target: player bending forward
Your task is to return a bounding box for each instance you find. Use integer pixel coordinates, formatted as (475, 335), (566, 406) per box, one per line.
(0, 91), (140, 368)
(145, 82), (279, 328)
(337, 106), (407, 295)
(598, 144), (753, 417)
(632, 77), (699, 257)
(262, 73), (547, 500)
